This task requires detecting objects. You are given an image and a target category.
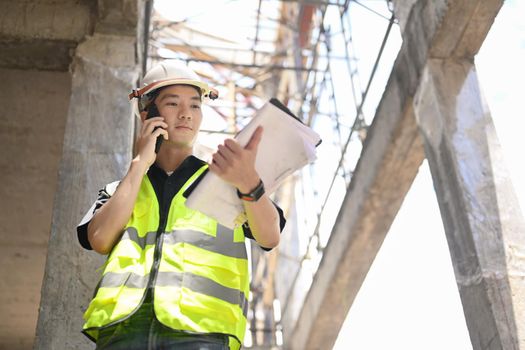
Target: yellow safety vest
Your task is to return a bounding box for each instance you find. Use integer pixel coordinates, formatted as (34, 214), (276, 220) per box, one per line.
(82, 165), (249, 349)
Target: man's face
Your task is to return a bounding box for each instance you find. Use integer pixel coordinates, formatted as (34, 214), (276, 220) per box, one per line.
(154, 84), (203, 149)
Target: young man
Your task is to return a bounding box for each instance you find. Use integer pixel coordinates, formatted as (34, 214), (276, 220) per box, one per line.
(77, 61), (285, 350)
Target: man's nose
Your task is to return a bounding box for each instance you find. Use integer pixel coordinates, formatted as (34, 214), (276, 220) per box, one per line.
(177, 105), (192, 119)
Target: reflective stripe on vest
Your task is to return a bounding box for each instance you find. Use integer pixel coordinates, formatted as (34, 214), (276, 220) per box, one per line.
(120, 227), (157, 249)
(163, 227), (247, 259)
(82, 165), (249, 349)
(114, 226), (247, 259)
(97, 270), (248, 318)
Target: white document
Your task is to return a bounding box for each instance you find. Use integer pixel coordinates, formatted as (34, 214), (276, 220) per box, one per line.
(186, 99), (321, 229)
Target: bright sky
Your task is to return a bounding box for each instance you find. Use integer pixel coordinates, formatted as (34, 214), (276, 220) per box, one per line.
(334, 1), (525, 349)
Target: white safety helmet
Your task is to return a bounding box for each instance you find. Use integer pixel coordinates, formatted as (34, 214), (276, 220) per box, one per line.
(129, 60), (218, 117)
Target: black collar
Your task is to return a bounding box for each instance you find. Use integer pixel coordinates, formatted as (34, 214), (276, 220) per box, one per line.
(148, 155), (206, 179)
(147, 155), (207, 206)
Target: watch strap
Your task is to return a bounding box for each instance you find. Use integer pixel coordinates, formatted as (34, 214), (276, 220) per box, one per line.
(237, 179), (265, 202)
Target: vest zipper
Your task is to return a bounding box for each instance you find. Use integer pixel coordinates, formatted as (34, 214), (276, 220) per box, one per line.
(147, 180), (171, 304)
(147, 210), (167, 304)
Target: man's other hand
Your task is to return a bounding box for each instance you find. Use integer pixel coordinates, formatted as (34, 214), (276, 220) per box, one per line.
(209, 126), (263, 193)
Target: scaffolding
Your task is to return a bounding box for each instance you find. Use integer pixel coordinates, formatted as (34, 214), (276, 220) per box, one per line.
(148, 1), (400, 347)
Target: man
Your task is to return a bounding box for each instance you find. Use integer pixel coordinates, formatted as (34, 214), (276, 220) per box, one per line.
(77, 60), (285, 350)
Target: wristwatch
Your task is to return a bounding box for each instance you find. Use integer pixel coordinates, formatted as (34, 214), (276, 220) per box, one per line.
(237, 179), (265, 202)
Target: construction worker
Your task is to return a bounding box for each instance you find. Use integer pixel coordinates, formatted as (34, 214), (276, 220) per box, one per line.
(77, 60), (285, 350)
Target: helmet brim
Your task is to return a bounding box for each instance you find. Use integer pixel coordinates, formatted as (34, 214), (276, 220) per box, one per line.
(129, 78), (218, 101)
(129, 78), (219, 118)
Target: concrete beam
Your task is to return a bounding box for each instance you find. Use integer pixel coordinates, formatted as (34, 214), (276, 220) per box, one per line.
(287, 0), (503, 349)
(0, 0), (145, 71)
(0, 38), (77, 71)
(287, 82), (425, 350)
(0, 0), (95, 71)
(414, 58), (525, 349)
(429, 0), (503, 58)
(0, 1), (94, 41)
(32, 32), (140, 349)
(96, 0), (141, 36)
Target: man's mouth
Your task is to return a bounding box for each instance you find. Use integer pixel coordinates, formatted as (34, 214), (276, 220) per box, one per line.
(175, 125), (192, 130)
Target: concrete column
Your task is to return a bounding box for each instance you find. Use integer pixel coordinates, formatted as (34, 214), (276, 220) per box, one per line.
(0, 68), (71, 350)
(414, 58), (525, 349)
(392, 0), (419, 34)
(33, 32), (141, 350)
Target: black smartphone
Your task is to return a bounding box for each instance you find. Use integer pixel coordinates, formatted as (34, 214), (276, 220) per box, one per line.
(146, 103), (163, 153)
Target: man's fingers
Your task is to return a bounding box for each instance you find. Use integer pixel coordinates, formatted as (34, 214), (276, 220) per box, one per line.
(224, 139), (242, 154)
(212, 152), (227, 170)
(143, 118), (167, 135)
(245, 126), (263, 151)
(152, 128), (168, 140)
(218, 144), (235, 161)
(143, 116), (164, 125)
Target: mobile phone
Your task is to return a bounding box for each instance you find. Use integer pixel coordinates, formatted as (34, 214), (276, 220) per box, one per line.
(146, 103), (163, 153)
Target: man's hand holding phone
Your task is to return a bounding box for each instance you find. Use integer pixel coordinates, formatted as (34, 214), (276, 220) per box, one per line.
(135, 105), (168, 167)
(146, 103), (165, 153)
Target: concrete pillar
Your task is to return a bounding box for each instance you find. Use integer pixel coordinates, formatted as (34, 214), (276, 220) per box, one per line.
(0, 68), (71, 350)
(32, 33), (140, 349)
(33, 1), (145, 347)
(414, 58), (525, 349)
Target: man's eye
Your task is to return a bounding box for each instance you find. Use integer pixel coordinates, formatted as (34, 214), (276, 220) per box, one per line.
(166, 102), (178, 106)
(192, 105), (201, 109)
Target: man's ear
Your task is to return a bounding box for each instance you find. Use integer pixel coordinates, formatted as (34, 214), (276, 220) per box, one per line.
(139, 110), (147, 123)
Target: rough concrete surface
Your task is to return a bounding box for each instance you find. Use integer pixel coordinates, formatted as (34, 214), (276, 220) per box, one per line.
(414, 58), (525, 349)
(33, 33), (140, 350)
(0, 68), (71, 349)
(0, 1), (94, 41)
(0, 0), (95, 71)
